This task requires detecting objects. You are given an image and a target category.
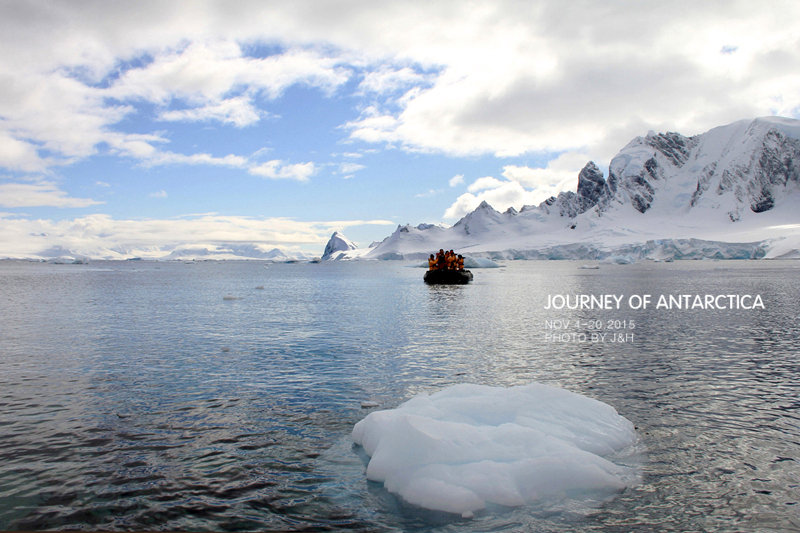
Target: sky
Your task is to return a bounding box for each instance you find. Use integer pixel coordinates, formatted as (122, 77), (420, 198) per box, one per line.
(1, 0), (799, 258)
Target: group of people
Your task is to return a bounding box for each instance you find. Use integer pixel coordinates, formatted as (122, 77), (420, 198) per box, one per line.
(428, 249), (465, 271)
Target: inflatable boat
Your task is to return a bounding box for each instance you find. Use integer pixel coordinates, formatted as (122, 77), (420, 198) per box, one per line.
(423, 269), (473, 285)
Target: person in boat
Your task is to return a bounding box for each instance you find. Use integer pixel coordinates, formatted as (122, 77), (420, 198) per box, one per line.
(428, 254), (436, 270)
(448, 250), (456, 270)
(457, 254), (464, 270)
(437, 249), (446, 270)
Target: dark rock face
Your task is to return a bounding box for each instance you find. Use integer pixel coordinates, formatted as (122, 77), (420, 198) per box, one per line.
(690, 163), (716, 207)
(576, 162), (606, 211)
(746, 130), (800, 212)
(538, 162), (610, 219)
(644, 131), (698, 168)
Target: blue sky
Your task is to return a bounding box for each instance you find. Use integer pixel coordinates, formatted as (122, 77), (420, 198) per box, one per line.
(1, 1), (799, 258)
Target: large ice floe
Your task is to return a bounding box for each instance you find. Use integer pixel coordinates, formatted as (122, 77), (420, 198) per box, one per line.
(352, 383), (638, 518)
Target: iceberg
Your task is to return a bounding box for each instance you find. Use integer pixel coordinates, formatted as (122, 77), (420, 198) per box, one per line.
(352, 383), (637, 518)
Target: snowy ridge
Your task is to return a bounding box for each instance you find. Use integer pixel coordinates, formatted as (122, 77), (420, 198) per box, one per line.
(337, 117), (800, 261)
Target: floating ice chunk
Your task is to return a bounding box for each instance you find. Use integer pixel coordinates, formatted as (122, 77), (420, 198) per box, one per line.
(222, 295), (242, 300)
(51, 255), (90, 264)
(579, 264), (600, 269)
(361, 401), (380, 408)
(352, 383), (637, 517)
(463, 256), (500, 268)
(255, 286), (265, 290)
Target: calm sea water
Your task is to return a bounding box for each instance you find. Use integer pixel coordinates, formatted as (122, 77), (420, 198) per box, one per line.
(1, 259), (799, 532)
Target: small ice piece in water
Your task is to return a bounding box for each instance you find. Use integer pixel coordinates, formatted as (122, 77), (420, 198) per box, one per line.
(579, 264), (600, 269)
(361, 401), (380, 408)
(463, 256), (500, 268)
(255, 286), (265, 290)
(220, 347), (230, 352)
(352, 383), (638, 518)
(223, 295), (242, 300)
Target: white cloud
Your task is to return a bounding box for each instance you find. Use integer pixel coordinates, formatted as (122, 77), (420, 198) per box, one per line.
(501, 151), (590, 190)
(146, 151), (249, 168)
(248, 160), (317, 181)
(148, 190), (167, 198)
(0, 181), (103, 208)
(1, 1), (799, 185)
(444, 164), (579, 219)
(467, 176), (505, 193)
(358, 67), (429, 95)
(448, 174), (464, 187)
(95, 181), (110, 187)
(444, 179), (544, 219)
(331, 1), (800, 159)
(108, 41), (350, 105)
(158, 96), (262, 127)
(339, 162), (366, 174)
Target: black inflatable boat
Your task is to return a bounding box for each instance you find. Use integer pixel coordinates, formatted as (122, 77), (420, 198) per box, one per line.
(423, 269), (473, 285)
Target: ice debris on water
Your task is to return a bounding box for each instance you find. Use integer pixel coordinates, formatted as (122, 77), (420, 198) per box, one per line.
(255, 286), (265, 290)
(222, 295), (242, 300)
(579, 264), (600, 269)
(361, 401), (380, 408)
(352, 382), (638, 518)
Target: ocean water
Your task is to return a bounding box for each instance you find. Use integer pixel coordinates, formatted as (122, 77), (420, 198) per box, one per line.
(1, 259), (799, 532)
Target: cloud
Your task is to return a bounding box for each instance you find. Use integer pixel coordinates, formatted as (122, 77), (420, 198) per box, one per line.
(501, 151), (590, 192)
(1, 1), (799, 186)
(357, 66), (430, 95)
(444, 180), (543, 219)
(109, 41), (351, 118)
(467, 176), (505, 193)
(339, 162), (366, 174)
(332, 1), (800, 159)
(448, 174), (464, 187)
(0, 35), (350, 174)
(443, 160), (580, 219)
(158, 95), (263, 127)
(0, 180), (103, 208)
(248, 160), (317, 181)
(148, 190), (167, 198)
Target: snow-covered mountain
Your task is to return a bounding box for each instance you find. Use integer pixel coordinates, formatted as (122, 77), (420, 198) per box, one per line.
(341, 117), (800, 261)
(321, 231), (358, 260)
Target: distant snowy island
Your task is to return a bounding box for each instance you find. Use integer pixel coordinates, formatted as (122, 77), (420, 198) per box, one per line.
(327, 116), (800, 262)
